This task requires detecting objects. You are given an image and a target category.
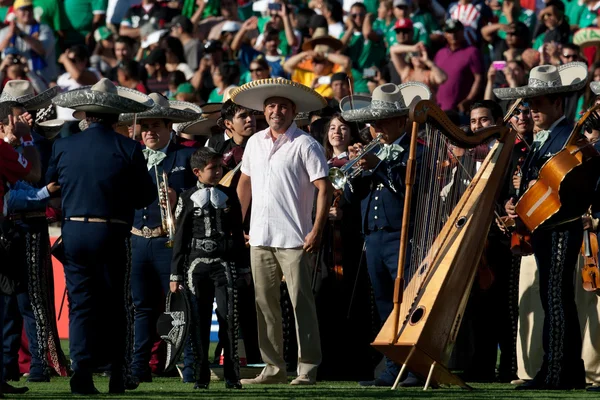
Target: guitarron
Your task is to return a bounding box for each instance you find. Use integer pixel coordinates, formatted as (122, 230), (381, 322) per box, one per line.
(371, 100), (515, 389)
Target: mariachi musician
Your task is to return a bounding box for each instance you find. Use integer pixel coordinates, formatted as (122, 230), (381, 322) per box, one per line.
(0, 81), (69, 383)
(497, 63), (590, 390)
(119, 93), (198, 383)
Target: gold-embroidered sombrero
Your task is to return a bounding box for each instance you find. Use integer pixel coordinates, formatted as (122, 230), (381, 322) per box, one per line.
(0, 80), (60, 110)
(493, 62), (588, 100)
(340, 82), (431, 122)
(230, 78), (326, 113)
(120, 93), (200, 123)
(53, 78), (153, 114)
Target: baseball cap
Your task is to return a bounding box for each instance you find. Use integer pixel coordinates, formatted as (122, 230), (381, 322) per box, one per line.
(13, 0), (32, 9)
(393, 0), (412, 7)
(443, 19), (464, 33)
(331, 72), (349, 83)
(141, 29), (168, 49)
(221, 21), (242, 34)
(168, 15), (194, 33)
(94, 26), (113, 42)
(175, 82), (195, 95)
(204, 40), (223, 53)
(394, 18), (414, 31)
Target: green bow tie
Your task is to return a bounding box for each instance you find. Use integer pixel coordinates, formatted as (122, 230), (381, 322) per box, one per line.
(376, 143), (404, 162)
(142, 148), (167, 170)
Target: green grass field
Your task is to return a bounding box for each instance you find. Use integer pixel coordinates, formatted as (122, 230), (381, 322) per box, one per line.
(8, 341), (585, 399)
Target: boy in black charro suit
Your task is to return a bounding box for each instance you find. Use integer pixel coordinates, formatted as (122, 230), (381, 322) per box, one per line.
(169, 148), (247, 390)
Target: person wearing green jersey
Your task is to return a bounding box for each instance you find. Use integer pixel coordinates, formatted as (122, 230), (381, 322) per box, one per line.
(494, 0), (536, 40)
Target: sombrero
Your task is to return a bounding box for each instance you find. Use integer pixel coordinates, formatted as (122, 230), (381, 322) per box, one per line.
(0, 80), (60, 110)
(592, 82), (600, 96)
(35, 119), (65, 139)
(302, 27), (343, 53)
(295, 111), (310, 127)
(230, 78), (326, 113)
(53, 78), (153, 114)
(200, 102), (223, 115)
(171, 102), (205, 134)
(493, 62), (588, 100)
(340, 82), (431, 122)
(157, 286), (192, 372)
(178, 113), (221, 136)
(120, 93), (200, 123)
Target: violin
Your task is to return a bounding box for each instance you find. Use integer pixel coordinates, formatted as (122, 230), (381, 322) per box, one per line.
(581, 229), (600, 292)
(498, 215), (533, 256)
(330, 190), (344, 280)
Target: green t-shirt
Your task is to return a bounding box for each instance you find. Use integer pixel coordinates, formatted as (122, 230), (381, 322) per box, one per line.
(386, 23), (430, 50)
(208, 88), (224, 103)
(0, 6), (8, 23)
(182, 0), (220, 19)
(565, 0), (586, 27)
(578, 4), (599, 28)
(411, 11), (440, 35)
(363, 0), (379, 14)
(64, 0), (107, 41)
(34, 0), (67, 32)
(373, 17), (396, 49)
(258, 16), (290, 55)
(343, 32), (386, 93)
(497, 8), (536, 39)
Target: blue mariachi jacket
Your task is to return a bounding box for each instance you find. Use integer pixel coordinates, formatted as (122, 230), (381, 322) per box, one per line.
(46, 123), (156, 225)
(344, 134), (423, 233)
(133, 142), (196, 230)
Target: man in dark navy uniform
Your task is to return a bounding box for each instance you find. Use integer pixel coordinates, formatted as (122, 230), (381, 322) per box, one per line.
(120, 93), (198, 382)
(48, 79), (156, 394)
(342, 83), (430, 388)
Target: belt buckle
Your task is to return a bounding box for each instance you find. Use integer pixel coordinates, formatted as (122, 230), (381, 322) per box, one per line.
(199, 239), (218, 254)
(142, 226), (152, 238)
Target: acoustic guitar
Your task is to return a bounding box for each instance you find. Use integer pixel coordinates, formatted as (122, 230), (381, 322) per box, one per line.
(516, 104), (600, 232)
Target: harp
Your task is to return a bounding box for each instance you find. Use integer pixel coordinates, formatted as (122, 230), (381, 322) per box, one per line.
(372, 100), (516, 389)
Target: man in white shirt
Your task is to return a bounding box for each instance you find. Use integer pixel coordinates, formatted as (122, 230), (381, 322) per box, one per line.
(232, 78), (331, 386)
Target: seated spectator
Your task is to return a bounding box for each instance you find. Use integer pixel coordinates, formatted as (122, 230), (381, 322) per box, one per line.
(166, 70), (187, 99)
(328, 72), (350, 109)
(283, 28), (350, 98)
(117, 59), (148, 94)
(247, 58), (271, 82)
(169, 15), (201, 70)
(389, 41), (446, 93)
(207, 62), (240, 103)
(434, 19), (483, 115)
(120, 0), (175, 39)
(64, 0), (106, 47)
(0, 0), (57, 82)
(105, 36), (135, 81)
(90, 26), (116, 78)
(173, 82), (197, 102)
(144, 48), (169, 94)
(481, 21), (530, 62)
(161, 36), (194, 80)
(191, 39), (224, 101)
(532, 1), (571, 49)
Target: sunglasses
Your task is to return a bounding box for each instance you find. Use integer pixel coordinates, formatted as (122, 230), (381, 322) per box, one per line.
(351, 12), (366, 17)
(562, 53), (577, 59)
(396, 29), (411, 34)
(250, 68), (265, 73)
(514, 108), (530, 116)
(506, 31), (517, 36)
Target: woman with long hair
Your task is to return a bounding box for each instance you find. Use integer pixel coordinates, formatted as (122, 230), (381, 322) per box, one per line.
(389, 42), (447, 92)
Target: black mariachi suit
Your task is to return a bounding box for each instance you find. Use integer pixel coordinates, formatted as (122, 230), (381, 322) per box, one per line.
(171, 182), (246, 385)
(130, 142), (196, 379)
(518, 118), (585, 389)
(46, 122), (156, 391)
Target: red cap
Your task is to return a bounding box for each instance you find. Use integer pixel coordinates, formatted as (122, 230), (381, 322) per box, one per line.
(393, 18), (413, 31)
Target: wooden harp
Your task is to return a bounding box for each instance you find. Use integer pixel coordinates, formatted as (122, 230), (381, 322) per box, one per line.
(372, 100), (516, 389)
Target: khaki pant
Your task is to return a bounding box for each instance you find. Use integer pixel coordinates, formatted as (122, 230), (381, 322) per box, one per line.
(250, 246), (322, 379)
(518, 254), (600, 383)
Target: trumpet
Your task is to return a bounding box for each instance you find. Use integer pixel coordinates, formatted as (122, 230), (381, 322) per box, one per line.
(155, 165), (176, 248)
(328, 133), (382, 190)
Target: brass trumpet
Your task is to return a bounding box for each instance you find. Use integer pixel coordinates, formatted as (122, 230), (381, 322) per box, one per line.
(328, 133), (383, 190)
(155, 165), (176, 248)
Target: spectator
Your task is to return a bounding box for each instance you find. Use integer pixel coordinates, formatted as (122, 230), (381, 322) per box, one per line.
(63, 0), (106, 47)
(144, 47), (169, 94)
(481, 21), (530, 62)
(389, 41), (447, 93)
(55, 45), (102, 137)
(532, 2), (570, 49)
(220, 20), (242, 57)
(90, 26), (115, 77)
(0, 0), (57, 82)
(322, 0), (345, 38)
(120, 0), (174, 39)
(294, 7), (317, 43)
(484, 59), (527, 110)
(169, 15), (201, 70)
(385, 17), (416, 84)
(433, 19), (483, 114)
(106, 0), (140, 28)
(117, 59), (148, 93)
(284, 28), (350, 98)
(105, 35), (135, 81)
(208, 62), (240, 103)
(248, 58), (271, 81)
(190, 39), (223, 101)
(491, 0), (536, 41)
(560, 43), (583, 65)
(410, 0), (442, 41)
(372, 0), (397, 49)
(327, 72), (350, 109)
(447, 0), (493, 46)
(166, 70), (187, 99)
(160, 36), (194, 81)
(391, 0), (430, 47)
(230, 17), (263, 74)
(341, 2), (387, 94)
(0, 50), (48, 92)
(257, 1), (300, 56)
(173, 82), (197, 102)
(199, 0), (241, 41)
(307, 14), (328, 39)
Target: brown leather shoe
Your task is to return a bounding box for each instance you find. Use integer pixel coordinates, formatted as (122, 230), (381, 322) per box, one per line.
(240, 373), (287, 385)
(290, 374), (315, 385)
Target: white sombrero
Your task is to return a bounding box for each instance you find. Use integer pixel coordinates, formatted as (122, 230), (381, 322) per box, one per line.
(176, 113), (221, 136)
(0, 80), (60, 110)
(230, 78), (326, 113)
(120, 93), (200, 123)
(35, 119), (65, 139)
(53, 78), (154, 114)
(340, 82), (431, 122)
(493, 62), (588, 100)
(592, 82), (600, 96)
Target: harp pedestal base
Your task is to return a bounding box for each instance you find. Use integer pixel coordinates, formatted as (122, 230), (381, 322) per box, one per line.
(371, 341), (471, 390)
